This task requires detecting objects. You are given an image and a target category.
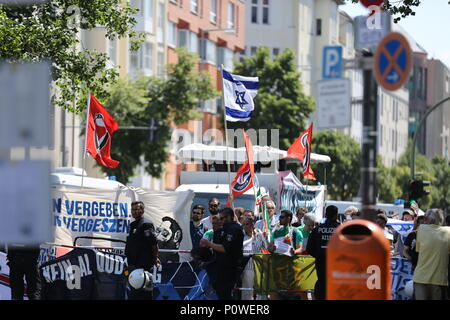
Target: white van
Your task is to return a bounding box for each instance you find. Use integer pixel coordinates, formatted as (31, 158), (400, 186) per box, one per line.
(325, 200), (405, 222)
(51, 167), (125, 190)
(175, 143), (331, 216)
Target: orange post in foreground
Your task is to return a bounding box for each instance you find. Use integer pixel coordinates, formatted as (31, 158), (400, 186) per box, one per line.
(326, 220), (391, 300)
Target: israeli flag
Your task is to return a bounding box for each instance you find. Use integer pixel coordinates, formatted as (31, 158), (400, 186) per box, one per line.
(222, 69), (259, 122)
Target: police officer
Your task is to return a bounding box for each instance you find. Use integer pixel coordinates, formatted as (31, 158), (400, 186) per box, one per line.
(200, 207), (243, 300)
(7, 243), (41, 300)
(306, 205), (340, 300)
(125, 201), (160, 300)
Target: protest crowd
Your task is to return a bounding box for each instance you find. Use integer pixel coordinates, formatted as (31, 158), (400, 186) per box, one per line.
(2, 192), (450, 301)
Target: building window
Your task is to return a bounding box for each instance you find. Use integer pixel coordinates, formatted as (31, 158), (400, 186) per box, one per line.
(178, 29), (188, 47)
(191, 0), (198, 14)
(108, 37), (117, 65)
(251, 0), (258, 23)
(262, 0), (269, 24)
(250, 46), (258, 56)
(129, 45), (140, 72)
(210, 0), (217, 24)
(205, 39), (217, 64)
(316, 19), (322, 36)
(157, 51), (165, 77)
(131, 0), (143, 15)
(218, 47), (234, 70)
(227, 2), (235, 29)
(272, 47), (279, 56)
(146, 0), (153, 18)
(143, 42), (153, 74)
(189, 31), (199, 54)
(168, 21), (177, 47)
(157, 2), (165, 43)
(380, 124), (383, 147)
(144, 0), (154, 34)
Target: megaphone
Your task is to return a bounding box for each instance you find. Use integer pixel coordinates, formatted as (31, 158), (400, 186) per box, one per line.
(128, 268), (154, 291)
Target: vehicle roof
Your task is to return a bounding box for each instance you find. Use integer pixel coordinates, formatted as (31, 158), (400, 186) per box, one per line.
(175, 183), (255, 196)
(51, 172), (125, 190)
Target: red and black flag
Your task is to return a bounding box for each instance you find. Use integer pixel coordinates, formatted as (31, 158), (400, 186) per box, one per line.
(287, 123), (316, 180)
(85, 93), (120, 168)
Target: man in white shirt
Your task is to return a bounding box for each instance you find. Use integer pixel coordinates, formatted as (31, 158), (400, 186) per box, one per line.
(200, 198), (221, 231)
(255, 200), (279, 236)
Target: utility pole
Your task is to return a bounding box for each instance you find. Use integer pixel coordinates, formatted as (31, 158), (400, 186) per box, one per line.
(360, 53), (379, 222)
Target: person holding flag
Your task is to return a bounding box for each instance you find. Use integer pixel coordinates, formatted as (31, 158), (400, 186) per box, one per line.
(85, 93), (120, 168)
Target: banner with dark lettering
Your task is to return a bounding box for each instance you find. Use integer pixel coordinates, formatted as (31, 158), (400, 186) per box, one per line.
(391, 257), (414, 300)
(279, 171), (325, 221)
(252, 254), (318, 295)
(51, 189), (194, 254)
(39, 248), (127, 300)
(52, 189), (136, 247)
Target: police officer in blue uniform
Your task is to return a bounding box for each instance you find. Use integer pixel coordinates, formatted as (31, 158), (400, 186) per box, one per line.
(125, 201), (160, 300)
(200, 207), (243, 300)
(306, 205), (340, 300)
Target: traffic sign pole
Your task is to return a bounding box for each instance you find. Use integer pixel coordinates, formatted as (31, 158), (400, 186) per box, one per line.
(360, 55), (378, 223)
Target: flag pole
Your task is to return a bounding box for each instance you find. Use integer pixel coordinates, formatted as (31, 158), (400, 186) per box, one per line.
(81, 92), (91, 189)
(220, 64), (234, 209)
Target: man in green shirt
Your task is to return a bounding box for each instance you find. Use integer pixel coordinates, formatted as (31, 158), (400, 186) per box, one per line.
(269, 210), (303, 256)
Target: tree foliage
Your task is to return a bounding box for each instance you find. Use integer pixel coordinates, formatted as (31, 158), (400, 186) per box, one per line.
(99, 48), (218, 184)
(312, 130), (361, 201)
(0, 0), (142, 112)
(228, 47), (315, 150)
(349, 0), (426, 22)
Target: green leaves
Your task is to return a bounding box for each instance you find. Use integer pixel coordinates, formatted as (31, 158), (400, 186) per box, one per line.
(312, 130), (361, 201)
(98, 49), (218, 184)
(229, 47), (315, 150)
(348, 0), (422, 23)
(0, 0), (140, 112)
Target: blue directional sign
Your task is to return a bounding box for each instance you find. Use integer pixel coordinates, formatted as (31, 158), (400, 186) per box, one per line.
(374, 32), (412, 91)
(322, 46), (343, 79)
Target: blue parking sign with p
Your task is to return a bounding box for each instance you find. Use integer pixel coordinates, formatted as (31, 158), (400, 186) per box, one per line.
(322, 46), (343, 79)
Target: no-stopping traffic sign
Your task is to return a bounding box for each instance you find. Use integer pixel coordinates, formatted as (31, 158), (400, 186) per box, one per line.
(374, 32), (412, 91)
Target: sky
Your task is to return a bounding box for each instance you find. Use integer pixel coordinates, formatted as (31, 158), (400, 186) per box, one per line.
(341, 0), (450, 68)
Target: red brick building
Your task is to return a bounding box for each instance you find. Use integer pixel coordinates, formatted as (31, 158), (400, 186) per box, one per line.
(165, 0), (246, 189)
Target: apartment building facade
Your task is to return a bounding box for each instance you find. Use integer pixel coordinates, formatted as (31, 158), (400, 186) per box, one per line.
(425, 59), (450, 159)
(243, 1), (411, 167)
(164, 0), (246, 189)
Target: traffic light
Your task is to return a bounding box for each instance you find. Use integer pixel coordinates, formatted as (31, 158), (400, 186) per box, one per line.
(408, 179), (431, 201)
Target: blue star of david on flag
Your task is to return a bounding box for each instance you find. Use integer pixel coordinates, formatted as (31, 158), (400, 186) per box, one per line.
(235, 91), (248, 109)
(222, 68), (259, 122)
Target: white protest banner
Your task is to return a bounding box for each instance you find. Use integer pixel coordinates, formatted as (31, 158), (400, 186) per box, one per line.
(391, 256), (414, 300)
(136, 189), (194, 263)
(52, 188), (136, 248)
(278, 171), (325, 221)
